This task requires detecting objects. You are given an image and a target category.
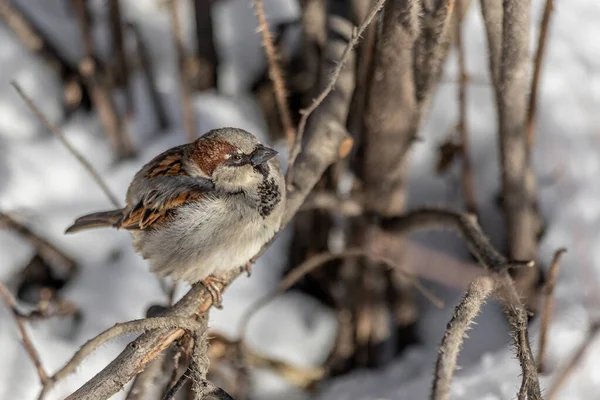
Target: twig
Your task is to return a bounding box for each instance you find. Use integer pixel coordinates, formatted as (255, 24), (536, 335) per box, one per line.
(11, 81), (121, 208)
(479, 0), (503, 90)
(526, 0), (554, 152)
(253, 0), (295, 150)
(537, 248), (567, 372)
(299, 191), (363, 216)
(0, 282), (50, 386)
(547, 322), (600, 399)
(286, 0), (386, 178)
(125, 353), (166, 400)
(0, 211), (77, 276)
(167, 0), (197, 142)
(430, 276), (495, 400)
(129, 22), (169, 131)
(162, 369), (188, 400)
(496, 271), (542, 399)
(239, 247), (443, 340)
(454, 1), (477, 215)
(381, 208), (535, 272)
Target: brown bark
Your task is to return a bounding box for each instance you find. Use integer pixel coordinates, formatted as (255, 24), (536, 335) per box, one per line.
(497, 0), (540, 308)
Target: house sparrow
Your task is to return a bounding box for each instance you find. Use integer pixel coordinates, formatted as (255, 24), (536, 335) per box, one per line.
(65, 127), (285, 305)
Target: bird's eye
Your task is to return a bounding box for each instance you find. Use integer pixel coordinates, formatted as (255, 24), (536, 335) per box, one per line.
(230, 153), (243, 162)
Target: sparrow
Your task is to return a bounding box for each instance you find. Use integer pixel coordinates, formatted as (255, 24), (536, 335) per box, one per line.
(65, 127), (285, 305)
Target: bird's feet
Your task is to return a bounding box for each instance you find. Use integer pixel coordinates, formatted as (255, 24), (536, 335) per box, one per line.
(201, 275), (226, 308)
(245, 262), (252, 277)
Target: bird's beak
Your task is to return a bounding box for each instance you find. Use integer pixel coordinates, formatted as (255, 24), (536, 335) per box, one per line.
(250, 145), (278, 166)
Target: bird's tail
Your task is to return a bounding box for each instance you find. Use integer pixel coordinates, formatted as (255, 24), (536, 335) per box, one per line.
(65, 209), (123, 233)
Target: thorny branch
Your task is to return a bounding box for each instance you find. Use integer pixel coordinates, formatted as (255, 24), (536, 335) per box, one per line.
(430, 276), (495, 400)
(253, 0), (295, 150)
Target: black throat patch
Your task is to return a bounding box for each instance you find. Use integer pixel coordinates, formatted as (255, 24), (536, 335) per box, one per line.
(257, 175), (281, 218)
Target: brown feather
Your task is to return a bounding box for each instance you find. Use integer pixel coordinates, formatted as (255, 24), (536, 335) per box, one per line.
(65, 209), (124, 233)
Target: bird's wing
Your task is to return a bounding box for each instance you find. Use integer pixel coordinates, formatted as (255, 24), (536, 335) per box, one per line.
(119, 146), (215, 230)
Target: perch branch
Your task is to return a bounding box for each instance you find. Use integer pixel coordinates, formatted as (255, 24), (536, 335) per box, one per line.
(11, 81), (121, 208)
(526, 0), (555, 152)
(430, 276), (495, 400)
(537, 248), (567, 372)
(53, 3), (359, 397)
(41, 316), (205, 398)
(286, 0), (386, 177)
(0, 282), (50, 386)
(253, 0), (295, 150)
(167, 0), (197, 141)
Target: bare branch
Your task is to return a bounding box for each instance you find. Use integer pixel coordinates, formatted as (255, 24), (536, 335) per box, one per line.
(253, 0), (295, 150)
(239, 247), (444, 341)
(129, 23), (169, 131)
(108, 0), (133, 114)
(189, 313), (210, 397)
(0, 282), (50, 387)
(167, 0), (197, 142)
(430, 276), (495, 400)
(454, 1), (477, 215)
(480, 0), (503, 89)
(11, 81), (121, 208)
(526, 0), (555, 151)
(381, 208), (535, 272)
(495, 271), (542, 399)
(286, 0), (386, 177)
(191, 0), (219, 90)
(415, 0), (457, 104)
(537, 248), (567, 372)
(0, 211), (77, 276)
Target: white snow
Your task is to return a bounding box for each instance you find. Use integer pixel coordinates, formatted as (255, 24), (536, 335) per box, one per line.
(0, 0), (599, 399)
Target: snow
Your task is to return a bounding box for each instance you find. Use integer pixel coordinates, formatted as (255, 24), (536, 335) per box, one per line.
(0, 0), (599, 399)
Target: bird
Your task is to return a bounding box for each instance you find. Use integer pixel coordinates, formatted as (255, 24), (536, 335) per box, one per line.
(65, 127), (285, 305)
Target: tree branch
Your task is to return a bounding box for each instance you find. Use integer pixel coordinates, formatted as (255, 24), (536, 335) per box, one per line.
(430, 276), (495, 400)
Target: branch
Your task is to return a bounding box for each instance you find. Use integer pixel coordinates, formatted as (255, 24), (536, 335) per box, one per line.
(415, 0), (457, 104)
(430, 276), (495, 400)
(239, 247), (444, 341)
(0, 211), (77, 277)
(0, 282), (50, 387)
(537, 248), (567, 372)
(380, 208), (535, 272)
(495, 271), (542, 399)
(41, 316), (206, 399)
(454, 1), (477, 215)
(253, 0), (295, 150)
(479, 0), (503, 90)
(192, 0), (219, 90)
(11, 81), (121, 208)
(189, 313), (210, 397)
(108, 0), (133, 115)
(129, 22), (169, 131)
(286, 0), (386, 177)
(167, 0), (197, 142)
(526, 0), (555, 151)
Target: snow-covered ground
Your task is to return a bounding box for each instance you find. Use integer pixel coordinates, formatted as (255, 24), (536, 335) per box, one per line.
(0, 0), (599, 399)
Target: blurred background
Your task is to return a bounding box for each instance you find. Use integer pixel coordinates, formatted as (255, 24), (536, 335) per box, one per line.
(0, 0), (599, 399)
